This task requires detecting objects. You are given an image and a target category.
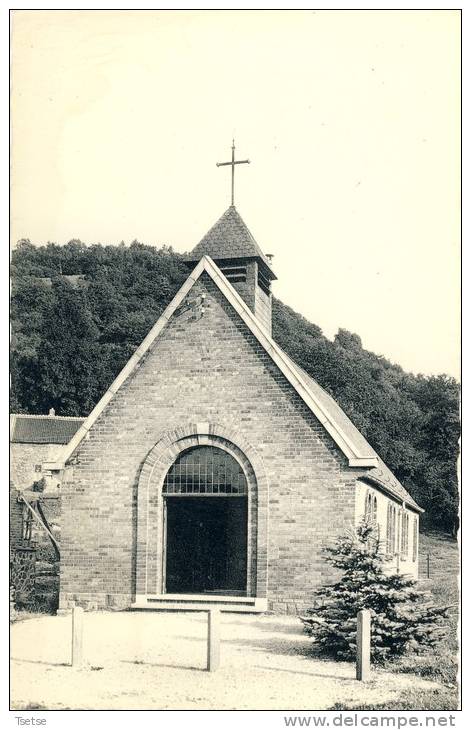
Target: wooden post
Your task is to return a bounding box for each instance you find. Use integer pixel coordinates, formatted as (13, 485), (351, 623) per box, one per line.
(356, 609), (371, 681)
(71, 606), (84, 667)
(207, 609), (220, 672)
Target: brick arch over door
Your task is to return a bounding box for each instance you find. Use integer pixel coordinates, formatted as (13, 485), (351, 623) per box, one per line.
(135, 422), (269, 598)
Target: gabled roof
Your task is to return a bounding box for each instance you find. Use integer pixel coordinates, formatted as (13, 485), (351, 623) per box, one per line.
(187, 206), (276, 279)
(10, 414), (86, 444)
(285, 359), (422, 511)
(362, 459), (421, 511)
(53, 255), (421, 513)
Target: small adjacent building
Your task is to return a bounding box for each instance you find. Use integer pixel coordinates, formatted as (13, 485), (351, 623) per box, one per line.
(10, 412), (85, 494)
(10, 412), (85, 550)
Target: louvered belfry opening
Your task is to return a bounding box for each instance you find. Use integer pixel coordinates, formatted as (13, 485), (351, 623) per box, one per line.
(164, 446), (249, 595)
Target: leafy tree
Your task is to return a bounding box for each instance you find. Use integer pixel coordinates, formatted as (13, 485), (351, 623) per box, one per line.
(301, 522), (448, 663)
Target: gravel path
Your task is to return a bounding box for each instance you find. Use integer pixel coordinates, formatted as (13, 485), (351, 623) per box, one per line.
(11, 612), (441, 710)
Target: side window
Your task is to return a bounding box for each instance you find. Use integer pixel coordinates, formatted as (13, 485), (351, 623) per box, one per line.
(412, 516), (418, 562)
(386, 503), (397, 556)
(364, 490), (378, 525)
(365, 490), (379, 543)
(401, 511), (409, 559)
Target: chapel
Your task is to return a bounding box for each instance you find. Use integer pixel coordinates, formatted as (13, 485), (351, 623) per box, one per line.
(49, 173), (422, 614)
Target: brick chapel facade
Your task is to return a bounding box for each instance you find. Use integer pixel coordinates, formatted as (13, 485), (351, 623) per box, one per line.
(52, 206), (422, 614)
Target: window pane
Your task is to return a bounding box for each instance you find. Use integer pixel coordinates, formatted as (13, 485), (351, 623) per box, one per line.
(164, 446), (248, 495)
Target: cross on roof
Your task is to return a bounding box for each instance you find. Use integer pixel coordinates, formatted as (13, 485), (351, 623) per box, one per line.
(216, 140), (250, 206)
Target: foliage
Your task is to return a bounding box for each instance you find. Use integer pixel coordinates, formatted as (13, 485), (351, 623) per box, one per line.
(10, 240), (460, 531)
(301, 522), (448, 663)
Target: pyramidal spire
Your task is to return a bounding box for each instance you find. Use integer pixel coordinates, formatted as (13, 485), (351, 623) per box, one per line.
(187, 206), (274, 274)
(186, 206), (276, 335)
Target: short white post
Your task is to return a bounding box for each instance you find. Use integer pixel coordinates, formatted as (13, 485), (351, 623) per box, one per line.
(207, 609), (220, 672)
(356, 609), (371, 681)
(71, 606), (84, 667)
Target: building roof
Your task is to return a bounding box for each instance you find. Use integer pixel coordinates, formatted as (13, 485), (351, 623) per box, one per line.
(286, 359), (422, 511)
(287, 357), (377, 460)
(10, 414), (86, 444)
(54, 255), (421, 513)
(186, 206), (276, 279)
(361, 460), (421, 510)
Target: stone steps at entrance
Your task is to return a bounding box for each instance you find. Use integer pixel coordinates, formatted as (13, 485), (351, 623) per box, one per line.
(130, 594), (267, 613)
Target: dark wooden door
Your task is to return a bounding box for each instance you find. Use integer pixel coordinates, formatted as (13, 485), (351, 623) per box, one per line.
(165, 497), (247, 594)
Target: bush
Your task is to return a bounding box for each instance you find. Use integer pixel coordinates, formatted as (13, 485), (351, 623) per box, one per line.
(301, 521), (448, 663)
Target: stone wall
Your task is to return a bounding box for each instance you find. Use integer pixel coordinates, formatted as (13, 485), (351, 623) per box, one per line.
(60, 272), (374, 614)
(10, 443), (63, 492)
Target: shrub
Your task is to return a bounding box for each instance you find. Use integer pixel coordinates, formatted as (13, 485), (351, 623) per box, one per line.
(301, 521), (448, 663)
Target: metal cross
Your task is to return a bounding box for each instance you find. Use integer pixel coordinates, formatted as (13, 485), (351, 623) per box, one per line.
(216, 140), (250, 206)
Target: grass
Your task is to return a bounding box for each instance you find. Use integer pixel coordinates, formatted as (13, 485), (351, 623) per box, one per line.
(10, 608), (50, 624)
(329, 686), (458, 711)
(381, 529), (459, 710)
(390, 529), (459, 686)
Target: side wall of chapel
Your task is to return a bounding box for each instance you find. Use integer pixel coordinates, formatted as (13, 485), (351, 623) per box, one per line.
(355, 481), (419, 580)
(60, 272), (373, 614)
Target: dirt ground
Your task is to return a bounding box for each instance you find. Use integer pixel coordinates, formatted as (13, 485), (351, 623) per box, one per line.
(10, 611), (444, 710)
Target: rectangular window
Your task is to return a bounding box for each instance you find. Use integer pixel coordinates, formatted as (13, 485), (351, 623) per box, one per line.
(400, 512), (409, 559)
(412, 516), (418, 562)
(386, 503), (399, 556)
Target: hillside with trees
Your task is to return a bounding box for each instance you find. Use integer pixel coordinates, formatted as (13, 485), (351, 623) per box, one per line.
(10, 239), (460, 534)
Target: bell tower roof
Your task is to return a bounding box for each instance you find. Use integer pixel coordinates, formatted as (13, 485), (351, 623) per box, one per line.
(186, 206), (276, 280)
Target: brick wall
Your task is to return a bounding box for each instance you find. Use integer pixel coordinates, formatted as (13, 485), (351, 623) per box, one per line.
(10, 443), (63, 492)
(60, 272), (371, 613)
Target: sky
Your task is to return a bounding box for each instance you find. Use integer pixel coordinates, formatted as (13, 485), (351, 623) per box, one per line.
(10, 9), (461, 378)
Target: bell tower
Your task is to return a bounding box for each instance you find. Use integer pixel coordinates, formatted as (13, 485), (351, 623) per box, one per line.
(186, 205), (276, 335)
(186, 142), (276, 333)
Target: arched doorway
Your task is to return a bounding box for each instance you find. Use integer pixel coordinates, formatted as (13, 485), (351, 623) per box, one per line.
(163, 446), (248, 596)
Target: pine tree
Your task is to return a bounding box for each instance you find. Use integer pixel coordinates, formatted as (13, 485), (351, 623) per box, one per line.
(301, 521), (448, 663)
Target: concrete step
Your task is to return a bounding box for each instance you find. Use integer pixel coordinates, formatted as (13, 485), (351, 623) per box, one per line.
(130, 602), (263, 613)
(130, 594), (267, 613)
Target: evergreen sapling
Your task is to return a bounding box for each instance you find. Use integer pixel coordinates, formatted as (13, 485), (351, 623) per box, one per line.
(301, 521), (447, 663)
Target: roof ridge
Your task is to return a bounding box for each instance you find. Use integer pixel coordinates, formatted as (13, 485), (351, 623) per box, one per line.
(11, 413), (86, 420)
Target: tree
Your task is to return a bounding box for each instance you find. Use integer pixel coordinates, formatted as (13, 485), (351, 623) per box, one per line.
(301, 522), (448, 663)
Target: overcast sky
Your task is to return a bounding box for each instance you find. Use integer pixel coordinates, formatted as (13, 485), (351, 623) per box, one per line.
(11, 10), (460, 378)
